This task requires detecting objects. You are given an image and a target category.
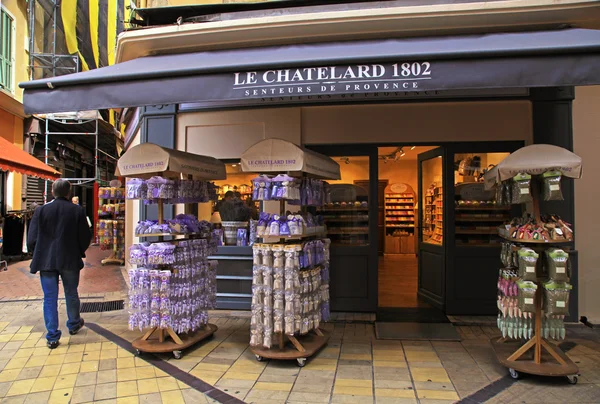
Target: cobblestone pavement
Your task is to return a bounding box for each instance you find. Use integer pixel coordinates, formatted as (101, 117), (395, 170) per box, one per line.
(0, 301), (599, 403)
(0, 247), (127, 300)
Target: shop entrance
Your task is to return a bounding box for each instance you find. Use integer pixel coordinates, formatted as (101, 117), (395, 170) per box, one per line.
(377, 146), (440, 311)
(310, 140), (524, 319)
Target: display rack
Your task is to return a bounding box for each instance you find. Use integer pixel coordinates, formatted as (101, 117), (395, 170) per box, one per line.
(424, 185), (443, 244)
(98, 184), (125, 265)
(317, 205), (368, 246)
(117, 143), (226, 359)
(384, 183), (416, 254)
(454, 182), (510, 245)
(485, 144), (582, 383)
(455, 203), (510, 245)
(240, 138), (340, 366)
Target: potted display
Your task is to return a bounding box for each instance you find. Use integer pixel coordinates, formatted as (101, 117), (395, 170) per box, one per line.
(219, 199), (252, 246)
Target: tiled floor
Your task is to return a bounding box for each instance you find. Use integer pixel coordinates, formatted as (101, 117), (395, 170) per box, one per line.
(1, 301), (599, 403)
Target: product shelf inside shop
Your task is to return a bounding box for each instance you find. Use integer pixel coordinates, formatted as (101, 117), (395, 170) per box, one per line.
(135, 232), (205, 238)
(319, 208), (369, 212)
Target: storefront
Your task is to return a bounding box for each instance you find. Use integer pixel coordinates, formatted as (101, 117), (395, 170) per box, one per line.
(19, 28), (600, 320)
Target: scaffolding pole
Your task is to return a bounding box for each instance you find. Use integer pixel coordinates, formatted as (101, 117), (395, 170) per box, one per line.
(42, 113), (107, 203)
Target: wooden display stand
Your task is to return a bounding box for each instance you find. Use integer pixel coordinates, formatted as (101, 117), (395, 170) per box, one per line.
(132, 323), (217, 359)
(117, 143), (227, 359)
(131, 200), (219, 359)
(490, 155), (579, 383)
(384, 183), (416, 254)
(251, 328), (330, 367)
(239, 138), (341, 367)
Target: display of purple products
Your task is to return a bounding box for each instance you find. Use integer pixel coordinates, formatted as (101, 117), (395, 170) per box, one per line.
(127, 237), (218, 333)
(250, 239), (330, 348)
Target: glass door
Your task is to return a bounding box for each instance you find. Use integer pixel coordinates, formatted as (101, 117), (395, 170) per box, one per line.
(309, 146), (379, 313)
(418, 147), (446, 309)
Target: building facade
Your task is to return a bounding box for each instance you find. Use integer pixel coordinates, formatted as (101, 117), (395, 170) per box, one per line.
(20, 0), (600, 323)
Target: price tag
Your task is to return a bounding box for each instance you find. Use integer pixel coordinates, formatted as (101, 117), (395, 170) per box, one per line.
(520, 188), (529, 194)
(557, 267), (566, 274)
(524, 298), (534, 305)
(526, 266), (535, 273)
(549, 184), (560, 191)
(556, 301), (566, 308)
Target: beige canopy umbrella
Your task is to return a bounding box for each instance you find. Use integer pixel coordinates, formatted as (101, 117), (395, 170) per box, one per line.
(240, 138), (341, 180)
(116, 142), (226, 179)
(484, 144), (582, 190)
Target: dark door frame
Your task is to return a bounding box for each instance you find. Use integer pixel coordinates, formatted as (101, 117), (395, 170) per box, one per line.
(306, 145), (379, 312)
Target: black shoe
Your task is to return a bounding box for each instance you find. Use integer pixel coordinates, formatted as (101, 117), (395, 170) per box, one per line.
(69, 319), (85, 335)
(47, 340), (59, 350)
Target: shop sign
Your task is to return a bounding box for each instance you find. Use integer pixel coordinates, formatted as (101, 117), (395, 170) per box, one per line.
(232, 63), (434, 98)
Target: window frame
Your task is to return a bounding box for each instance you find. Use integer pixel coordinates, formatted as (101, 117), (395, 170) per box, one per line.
(0, 6), (16, 93)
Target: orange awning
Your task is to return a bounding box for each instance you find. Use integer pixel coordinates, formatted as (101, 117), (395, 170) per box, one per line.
(0, 136), (60, 181)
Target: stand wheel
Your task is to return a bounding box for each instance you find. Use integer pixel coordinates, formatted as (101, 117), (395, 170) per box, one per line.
(255, 354), (264, 362)
(297, 358), (306, 367)
(173, 350), (182, 360)
(566, 375), (578, 385)
(508, 368), (520, 380)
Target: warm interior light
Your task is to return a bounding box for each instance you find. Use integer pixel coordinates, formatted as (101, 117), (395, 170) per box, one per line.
(400, 149), (406, 157)
(410, 146), (416, 150)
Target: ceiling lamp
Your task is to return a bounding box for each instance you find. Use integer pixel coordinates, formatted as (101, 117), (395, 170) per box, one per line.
(400, 148), (406, 157)
(410, 146), (416, 150)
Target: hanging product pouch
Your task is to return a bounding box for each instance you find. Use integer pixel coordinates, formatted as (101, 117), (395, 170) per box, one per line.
(543, 281), (572, 316)
(517, 247), (539, 282)
(517, 280), (538, 313)
(541, 170), (564, 201)
(502, 181), (512, 207)
(546, 248), (569, 282)
(257, 212), (270, 236)
(512, 173), (533, 204)
(496, 183), (506, 206)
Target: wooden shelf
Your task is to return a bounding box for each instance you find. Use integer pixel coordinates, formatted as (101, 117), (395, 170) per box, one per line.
(384, 184), (416, 254)
(319, 208), (369, 212)
(456, 216), (509, 222)
(456, 206), (509, 211)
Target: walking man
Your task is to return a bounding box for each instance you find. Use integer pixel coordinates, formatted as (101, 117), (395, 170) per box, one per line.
(27, 179), (92, 349)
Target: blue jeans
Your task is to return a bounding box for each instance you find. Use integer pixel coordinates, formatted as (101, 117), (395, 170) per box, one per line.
(40, 270), (82, 342)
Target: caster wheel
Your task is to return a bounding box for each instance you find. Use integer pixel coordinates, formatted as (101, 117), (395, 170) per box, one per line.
(297, 358), (306, 367)
(135, 349), (142, 356)
(255, 354), (264, 362)
(173, 350), (182, 359)
(508, 368), (520, 380)
(567, 375), (578, 385)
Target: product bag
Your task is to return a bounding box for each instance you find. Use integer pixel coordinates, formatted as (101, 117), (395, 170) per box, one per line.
(541, 170), (564, 201)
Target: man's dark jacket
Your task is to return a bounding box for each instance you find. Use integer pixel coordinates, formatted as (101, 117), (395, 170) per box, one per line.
(27, 197), (92, 274)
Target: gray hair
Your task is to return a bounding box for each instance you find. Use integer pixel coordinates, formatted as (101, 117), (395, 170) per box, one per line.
(52, 179), (71, 198)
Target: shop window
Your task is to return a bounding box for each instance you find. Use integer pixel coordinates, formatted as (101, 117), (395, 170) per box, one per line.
(318, 156), (369, 246)
(454, 152), (510, 246)
(0, 8), (14, 92)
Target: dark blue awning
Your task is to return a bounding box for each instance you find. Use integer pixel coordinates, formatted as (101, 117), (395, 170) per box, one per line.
(20, 28), (600, 114)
